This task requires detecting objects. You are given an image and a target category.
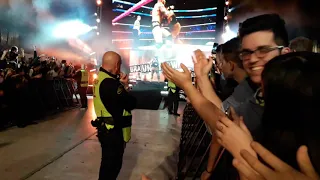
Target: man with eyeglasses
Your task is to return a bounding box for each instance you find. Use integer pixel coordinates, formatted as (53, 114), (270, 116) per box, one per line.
(233, 14), (290, 132)
(160, 14), (291, 179)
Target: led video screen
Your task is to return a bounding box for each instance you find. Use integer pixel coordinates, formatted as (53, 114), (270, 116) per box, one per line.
(111, 0), (216, 82)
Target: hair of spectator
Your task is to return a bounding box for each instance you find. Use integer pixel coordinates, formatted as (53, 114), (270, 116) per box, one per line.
(261, 51), (320, 173)
(216, 44), (223, 53)
(239, 14), (289, 47)
(10, 46), (18, 53)
(289, 37), (314, 52)
(221, 37), (243, 69)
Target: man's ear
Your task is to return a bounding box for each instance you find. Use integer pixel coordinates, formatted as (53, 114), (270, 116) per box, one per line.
(281, 47), (291, 54)
(229, 61), (235, 72)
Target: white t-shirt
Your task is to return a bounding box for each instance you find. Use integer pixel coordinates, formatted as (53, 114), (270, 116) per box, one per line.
(133, 20), (140, 30)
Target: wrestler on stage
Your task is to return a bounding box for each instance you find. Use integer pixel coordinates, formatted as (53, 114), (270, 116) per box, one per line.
(152, 0), (174, 48)
(167, 6), (182, 44)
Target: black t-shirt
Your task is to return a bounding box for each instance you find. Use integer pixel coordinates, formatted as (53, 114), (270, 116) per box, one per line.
(169, 15), (178, 27)
(0, 60), (7, 70)
(40, 66), (50, 80)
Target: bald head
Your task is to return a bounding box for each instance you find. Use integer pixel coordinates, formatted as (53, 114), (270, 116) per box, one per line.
(102, 51), (122, 75)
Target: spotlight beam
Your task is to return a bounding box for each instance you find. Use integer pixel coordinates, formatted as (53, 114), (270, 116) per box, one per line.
(112, 0), (154, 23)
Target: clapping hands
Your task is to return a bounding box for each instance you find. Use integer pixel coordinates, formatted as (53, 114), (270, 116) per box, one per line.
(161, 62), (192, 89)
(193, 49), (213, 78)
(215, 107), (256, 162)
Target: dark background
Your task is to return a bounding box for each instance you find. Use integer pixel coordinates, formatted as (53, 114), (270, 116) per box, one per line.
(172, 0), (320, 41)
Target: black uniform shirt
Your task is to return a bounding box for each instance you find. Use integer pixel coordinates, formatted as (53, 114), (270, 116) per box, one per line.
(99, 68), (137, 126)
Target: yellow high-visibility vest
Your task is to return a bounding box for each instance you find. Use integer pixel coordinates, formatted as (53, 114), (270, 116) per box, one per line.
(80, 70), (89, 87)
(168, 81), (176, 93)
(93, 70), (132, 142)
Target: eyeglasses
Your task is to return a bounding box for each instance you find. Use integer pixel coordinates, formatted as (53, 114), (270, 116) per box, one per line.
(239, 46), (284, 60)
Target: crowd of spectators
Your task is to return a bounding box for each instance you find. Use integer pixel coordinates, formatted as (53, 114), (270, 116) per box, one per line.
(159, 13), (319, 180)
(0, 46), (82, 129)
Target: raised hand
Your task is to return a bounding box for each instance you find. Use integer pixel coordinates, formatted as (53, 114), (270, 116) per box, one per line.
(193, 49), (213, 78)
(233, 142), (319, 180)
(161, 62), (192, 89)
(215, 115), (256, 160)
(119, 72), (129, 86)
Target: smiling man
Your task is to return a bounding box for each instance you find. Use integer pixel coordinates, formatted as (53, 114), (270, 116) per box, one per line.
(239, 14), (290, 85)
(235, 14), (291, 133)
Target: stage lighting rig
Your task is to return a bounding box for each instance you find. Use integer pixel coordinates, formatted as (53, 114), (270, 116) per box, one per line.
(95, 0), (103, 36)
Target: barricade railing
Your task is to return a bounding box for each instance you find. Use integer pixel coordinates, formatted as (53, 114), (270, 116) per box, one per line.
(52, 78), (80, 109)
(176, 103), (212, 180)
(0, 78), (81, 129)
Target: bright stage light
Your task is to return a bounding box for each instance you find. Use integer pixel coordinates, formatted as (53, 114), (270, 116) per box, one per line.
(96, 18), (101, 23)
(97, 32), (100, 35)
(225, 1), (229, 5)
(94, 13), (98, 16)
(97, 0), (102, 5)
(52, 20), (94, 38)
(222, 27), (237, 42)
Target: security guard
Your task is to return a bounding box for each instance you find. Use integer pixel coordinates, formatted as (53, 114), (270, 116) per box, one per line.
(150, 56), (160, 81)
(91, 51), (136, 180)
(167, 80), (180, 116)
(75, 65), (89, 108)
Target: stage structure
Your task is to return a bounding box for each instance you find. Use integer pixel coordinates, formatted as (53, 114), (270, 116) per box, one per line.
(111, 0), (217, 82)
(128, 44), (211, 82)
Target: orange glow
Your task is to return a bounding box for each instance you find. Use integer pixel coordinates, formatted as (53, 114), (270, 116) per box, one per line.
(93, 73), (98, 80)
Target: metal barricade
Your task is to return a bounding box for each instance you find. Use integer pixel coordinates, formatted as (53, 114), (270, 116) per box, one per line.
(0, 77), (81, 129)
(177, 103), (212, 180)
(53, 78), (70, 108)
(41, 80), (60, 111)
(65, 78), (80, 105)
(52, 78), (80, 109)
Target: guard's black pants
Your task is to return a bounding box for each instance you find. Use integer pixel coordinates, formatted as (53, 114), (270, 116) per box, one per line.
(98, 128), (125, 180)
(167, 90), (179, 114)
(79, 87), (87, 108)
